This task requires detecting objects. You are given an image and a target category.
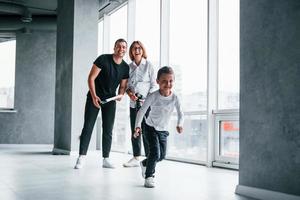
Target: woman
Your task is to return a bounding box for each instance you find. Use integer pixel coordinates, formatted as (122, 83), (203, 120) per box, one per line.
(123, 41), (157, 167)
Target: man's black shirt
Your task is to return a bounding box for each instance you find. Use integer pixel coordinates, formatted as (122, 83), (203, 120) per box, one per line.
(88, 54), (129, 100)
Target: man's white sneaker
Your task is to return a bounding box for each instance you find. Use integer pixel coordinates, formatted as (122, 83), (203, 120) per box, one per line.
(144, 177), (155, 188)
(140, 161), (146, 178)
(102, 158), (115, 168)
(74, 156), (85, 169)
(123, 157), (139, 167)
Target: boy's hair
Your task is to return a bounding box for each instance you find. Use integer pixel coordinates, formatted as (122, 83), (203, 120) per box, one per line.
(129, 40), (148, 61)
(157, 66), (174, 80)
(114, 38), (127, 47)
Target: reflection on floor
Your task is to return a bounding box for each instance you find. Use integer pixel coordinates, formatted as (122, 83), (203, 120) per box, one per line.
(0, 145), (256, 200)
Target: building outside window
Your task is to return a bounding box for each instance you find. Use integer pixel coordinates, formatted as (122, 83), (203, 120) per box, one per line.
(168, 0), (208, 162)
(109, 5), (128, 53)
(219, 120), (239, 158)
(218, 0), (240, 110)
(135, 0), (160, 69)
(215, 0), (240, 165)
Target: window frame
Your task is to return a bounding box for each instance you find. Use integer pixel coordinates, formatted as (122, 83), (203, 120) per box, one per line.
(97, 0), (241, 168)
(0, 38), (16, 111)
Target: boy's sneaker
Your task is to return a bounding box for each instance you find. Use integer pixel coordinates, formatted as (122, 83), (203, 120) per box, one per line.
(140, 161), (146, 178)
(102, 158), (115, 169)
(123, 157), (139, 167)
(144, 177), (155, 188)
(74, 156), (85, 169)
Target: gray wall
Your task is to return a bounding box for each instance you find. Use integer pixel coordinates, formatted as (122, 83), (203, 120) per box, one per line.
(239, 0), (300, 196)
(0, 31), (56, 144)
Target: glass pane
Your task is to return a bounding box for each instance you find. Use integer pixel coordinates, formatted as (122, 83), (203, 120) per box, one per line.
(112, 105), (130, 151)
(109, 5), (130, 152)
(170, 0), (207, 111)
(169, 0), (208, 162)
(219, 120), (239, 158)
(98, 20), (103, 55)
(168, 114), (207, 161)
(0, 40), (16, 109)
(135, 0), (160, 68)
(109, 5), (128, 52)
(218, 0), (240, 109)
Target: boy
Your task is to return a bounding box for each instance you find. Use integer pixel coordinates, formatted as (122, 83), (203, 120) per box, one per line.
(134, 66), (184, 188)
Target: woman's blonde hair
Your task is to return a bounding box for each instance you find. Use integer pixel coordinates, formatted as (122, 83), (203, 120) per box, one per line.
(129, 40), (148, 61)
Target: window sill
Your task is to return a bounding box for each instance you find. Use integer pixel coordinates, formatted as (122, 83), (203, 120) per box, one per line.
(0, 109), (17, 113)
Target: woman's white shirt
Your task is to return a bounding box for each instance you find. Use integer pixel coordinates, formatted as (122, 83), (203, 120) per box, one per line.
(128, 58), (157, 108)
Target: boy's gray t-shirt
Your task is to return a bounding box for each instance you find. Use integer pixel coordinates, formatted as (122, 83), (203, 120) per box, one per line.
(135, 90), (184, 131)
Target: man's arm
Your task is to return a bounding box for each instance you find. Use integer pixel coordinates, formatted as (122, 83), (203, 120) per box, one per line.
(116, 79), (128, 101)
(88, 64), (101, 108)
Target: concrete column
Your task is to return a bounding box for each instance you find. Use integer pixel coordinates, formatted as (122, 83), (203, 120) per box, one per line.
(53, 0), (99, 154)
(236, 0), (300, 199)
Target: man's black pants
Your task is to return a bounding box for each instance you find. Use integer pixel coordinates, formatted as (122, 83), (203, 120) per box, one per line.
(79, 96), (116, 158)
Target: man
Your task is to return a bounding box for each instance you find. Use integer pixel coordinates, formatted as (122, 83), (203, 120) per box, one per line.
(74, 38), (129, 169)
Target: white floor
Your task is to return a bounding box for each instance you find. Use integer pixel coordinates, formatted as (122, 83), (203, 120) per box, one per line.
(0, 145), (255, 200)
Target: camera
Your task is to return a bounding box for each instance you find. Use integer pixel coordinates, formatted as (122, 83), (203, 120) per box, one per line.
(135, 93), (143, 110)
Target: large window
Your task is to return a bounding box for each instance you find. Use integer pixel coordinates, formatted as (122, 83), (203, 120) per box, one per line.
(219, 120), (239, 158)
(98, 20), (103, 55)
(168, 113), (207, 162)
(214, 113), (239, 166)
(135, 0), (160, 67)
(218, 0), (240, 109)
(109, 5), (128, 52)
(98, 0), (240, 167)
(169, 0), (208, 162)
(108, 4), (130, 152)
(0, 39), (16, 109)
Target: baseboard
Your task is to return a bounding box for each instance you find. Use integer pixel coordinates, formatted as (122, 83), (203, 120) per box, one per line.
(235, 185), (300, 200)
(212, 161), (239, 170)
(52, 148), (77, 155)
(52, 148), (103, 156)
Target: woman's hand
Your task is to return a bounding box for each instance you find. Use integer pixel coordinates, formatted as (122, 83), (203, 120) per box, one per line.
(129, 93), (138, 101)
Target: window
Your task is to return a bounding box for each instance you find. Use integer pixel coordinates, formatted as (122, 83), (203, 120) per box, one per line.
(109, 5), (128, 52)
(219, 120), (239, 158)
(168, 0), (208, 162)
(100, 0), (241, 167)
(108, 4), (130, 152)
(0, 39), (16, 109)
(98, 20), (104, 55)
(214, 113), (239, 165)
(168, 113), (207, 162)
(218, 0), (240, 109)
(135, 0), (160, 67)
